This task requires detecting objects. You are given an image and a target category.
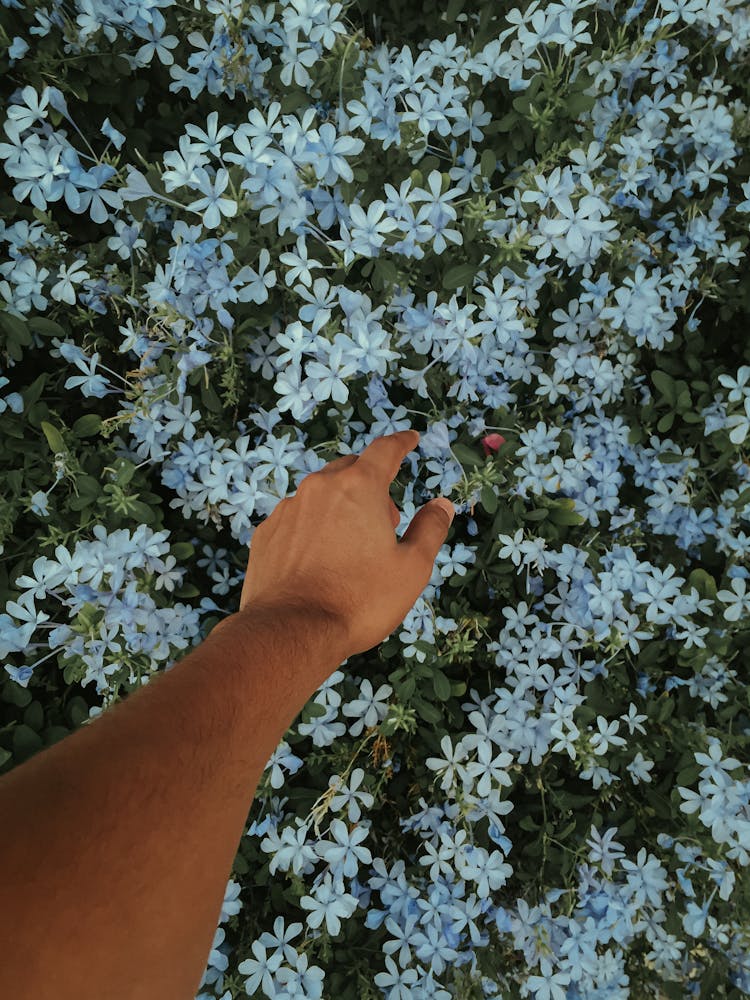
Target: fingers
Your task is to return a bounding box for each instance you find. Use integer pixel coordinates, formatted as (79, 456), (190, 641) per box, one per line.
(300, 442), (406, 531)
(353, 430), (420, 487)
(313, 455), (359, 476)
(399, 498), (453, 566)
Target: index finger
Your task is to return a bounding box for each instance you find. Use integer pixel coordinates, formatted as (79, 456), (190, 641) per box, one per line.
(354, 430), (420, 486)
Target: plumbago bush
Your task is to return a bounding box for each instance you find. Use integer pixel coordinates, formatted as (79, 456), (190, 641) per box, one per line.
(2, 0), (750, 996)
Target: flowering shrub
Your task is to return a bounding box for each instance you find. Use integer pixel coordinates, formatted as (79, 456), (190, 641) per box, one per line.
(2, 0), (750, 997)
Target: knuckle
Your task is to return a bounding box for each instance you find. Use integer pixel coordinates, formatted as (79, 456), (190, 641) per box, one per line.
(347, 462), (375, 486)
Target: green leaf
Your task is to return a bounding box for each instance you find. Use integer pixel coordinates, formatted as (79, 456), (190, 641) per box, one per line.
(496, 112), (517, 132)
(66, 696), (90, 728)
(688, 569), (717, 601)
(2, 679), (32, 707)
(699, 954), (729, 998)
(23, 700), (44, 731)
(0, 310), (29, 340)
(130, 500), (156, 523)
(70, 474), (101, 510)
(567, 91), (596, 117)
(523, 508), (548, 521)
(452, 443), (483, 467)
(41, 420), (66, 454)
(557, 817), (577, 840)
(628, 426), (643, 445)
(443, 263), (477, 290)
(28, 316), (65, 338)
(12, 724), (43, 758)
(398, 674), (416, 701)
(415, 698), (443, 725)
(43, 725), (71, 747)
(305, 702), (327, 720)
(433, 671), (451, 701)
(657, 451), (684, 463)
(675, 388), (692, 412)
(73, 414), (102, 437)
(201, 380), (223, 414)
(547, 500), (585, 525)
(481, 483), (498, 514)
(652, 371), (677, 405)
(657, 412), (675, 432)
(171, 542), (195, 560)
(657, 696), (675, 722)
(480, 148), (496, 179)
(111, 458), (136, 486)
(23, 373), (48, 409)
(373, 258), (398, 288)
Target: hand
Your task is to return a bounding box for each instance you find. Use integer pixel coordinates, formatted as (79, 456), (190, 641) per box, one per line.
(237, 429), (455, 659)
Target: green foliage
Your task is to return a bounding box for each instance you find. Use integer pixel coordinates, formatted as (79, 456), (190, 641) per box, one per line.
(1, 0), (750, 996)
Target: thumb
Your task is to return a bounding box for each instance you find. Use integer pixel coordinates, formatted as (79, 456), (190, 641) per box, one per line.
(400, 497), (455, 568)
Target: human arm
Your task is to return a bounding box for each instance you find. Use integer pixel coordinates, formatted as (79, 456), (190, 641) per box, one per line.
(0, 429), (455, 1000)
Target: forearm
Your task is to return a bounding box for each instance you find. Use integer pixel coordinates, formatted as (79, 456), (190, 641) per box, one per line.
(0, 605), (345, 1000)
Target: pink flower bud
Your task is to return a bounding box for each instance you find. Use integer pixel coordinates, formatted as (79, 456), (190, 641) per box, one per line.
(481, 433), (506, 457)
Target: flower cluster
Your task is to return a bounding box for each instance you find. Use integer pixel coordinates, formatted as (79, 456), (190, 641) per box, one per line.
(1, 0), (750, 997)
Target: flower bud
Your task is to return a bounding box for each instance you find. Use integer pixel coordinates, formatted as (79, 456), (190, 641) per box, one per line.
(481, 433), (506, 456)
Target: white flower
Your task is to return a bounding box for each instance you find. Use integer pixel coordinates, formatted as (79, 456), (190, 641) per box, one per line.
(716, 577), (750, 622)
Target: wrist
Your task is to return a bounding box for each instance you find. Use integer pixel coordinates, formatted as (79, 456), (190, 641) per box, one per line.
(216, 603), (348, 674)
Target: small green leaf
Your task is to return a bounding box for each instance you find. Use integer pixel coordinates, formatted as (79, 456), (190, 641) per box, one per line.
(397, 674), (416, 701)
(70, 474), (101, 509)
(23, 373), (48, 409)
(130, 500), (156, 523)
(201, 380), (222, 414)
(628, 426), (643, 445)
(415, 698), (442, 725)
(567, 91), (596, 117)
(433, 671), (451, 701)
(657, 412), (675, 432)
(373, 259), (398, 288)
(23, 700), (44, 731)
(12, 724), (43, 758)
(2, 680), (32, 707)
(523, 508), (548, 521)
(480, 148), (496, 178)
(688, 569), (717, 601)
(73, 414), (102, 437)
(652, 370), (677, 405)
(0, 310), (29, 340)
(43, 725), (71, 747)
(547, 506), (586, 526)
(452, 443), (482, 467)
(171, 542), (195, 560)
(657, 696), (675, 722)
(443, 263), (477, 290)
(111, 458), (136, 486)
(28, 316), (65, 338)
(675, 387), (692, 411)
(481, 484), (498, 514)
(41, 420), (66, 454)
